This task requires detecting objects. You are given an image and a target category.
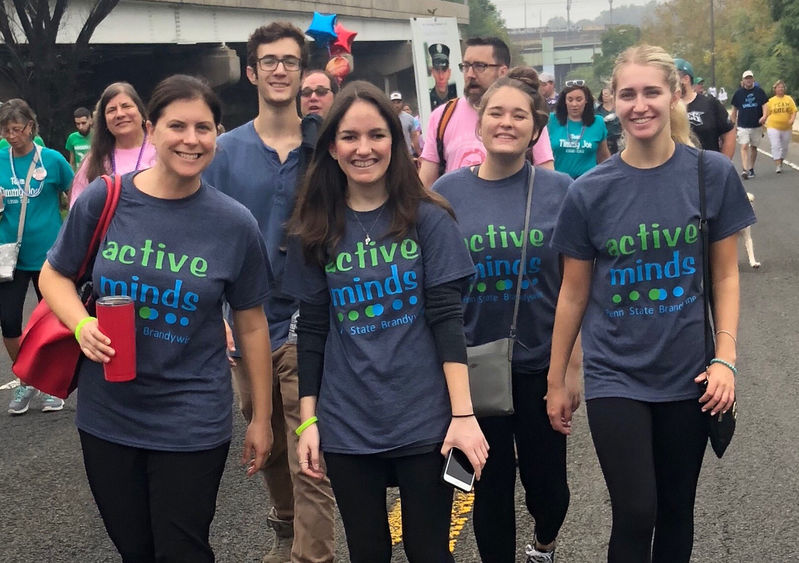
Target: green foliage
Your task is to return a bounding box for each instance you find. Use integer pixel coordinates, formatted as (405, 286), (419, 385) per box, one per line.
(592, 25), (641, 83)
(641, 0), (799, 97)
(465, 0), (509, 40)
(464, 0), (522, 65)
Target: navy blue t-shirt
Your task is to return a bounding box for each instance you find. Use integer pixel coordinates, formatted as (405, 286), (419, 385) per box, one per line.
(48, 173), (271, 451)
(731, 86), (768, 128)
(551, 145), (755, 402)
(433, 164), (572, 371)
(284, 201), (475, 454)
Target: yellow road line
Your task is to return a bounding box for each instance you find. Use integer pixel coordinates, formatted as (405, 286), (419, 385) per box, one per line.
(388, 491), (475, 552)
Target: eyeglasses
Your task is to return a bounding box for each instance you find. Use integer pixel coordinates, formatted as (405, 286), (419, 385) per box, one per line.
(256, 56), (301, 72)
(300, 86), (332, 98)
(565, 80), (586, 87)
(1, 123), (30, 137)
(458, 62), (502, 74)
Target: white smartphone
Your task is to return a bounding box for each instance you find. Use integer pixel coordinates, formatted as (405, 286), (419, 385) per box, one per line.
(441, 447), (475, 492)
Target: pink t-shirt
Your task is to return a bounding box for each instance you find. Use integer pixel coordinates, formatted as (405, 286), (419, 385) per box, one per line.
(69, 141), (157, 207)
(420, 98), (554, 172)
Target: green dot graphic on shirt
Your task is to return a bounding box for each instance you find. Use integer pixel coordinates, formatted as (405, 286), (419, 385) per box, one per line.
(603, 221), (701, 318)
(462, 224), (547, 305)
(325, 238), (422, 335)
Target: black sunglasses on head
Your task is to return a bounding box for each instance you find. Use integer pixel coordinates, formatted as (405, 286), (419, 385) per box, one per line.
(565, 79), (586, 87)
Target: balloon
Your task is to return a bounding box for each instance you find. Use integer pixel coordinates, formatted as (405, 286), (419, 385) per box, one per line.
(306, 12), (337, 46)
(326, 54), (353, 84)
(330, 23), (357, 55)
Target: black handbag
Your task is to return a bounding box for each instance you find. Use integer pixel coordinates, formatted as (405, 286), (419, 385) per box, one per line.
(466, 163), (535, 417)
(698, 150), (737, 458)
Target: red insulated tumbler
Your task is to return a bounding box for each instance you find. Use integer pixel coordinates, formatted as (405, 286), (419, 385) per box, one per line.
(96, 296), (137, 382)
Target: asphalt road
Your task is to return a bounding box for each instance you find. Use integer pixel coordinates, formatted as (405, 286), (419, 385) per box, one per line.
(1, 138), (798, 562)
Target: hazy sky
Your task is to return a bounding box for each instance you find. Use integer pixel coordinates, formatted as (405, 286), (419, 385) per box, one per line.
(493, 0), (655, 28)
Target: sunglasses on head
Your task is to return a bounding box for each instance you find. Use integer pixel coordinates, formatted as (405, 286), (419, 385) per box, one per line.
(300, 86), (332, 98)
(565, 79), (586, 87)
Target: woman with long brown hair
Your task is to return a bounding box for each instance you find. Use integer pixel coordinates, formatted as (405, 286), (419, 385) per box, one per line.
(285, 80), (487, 563)
(69, 82), (156, 206)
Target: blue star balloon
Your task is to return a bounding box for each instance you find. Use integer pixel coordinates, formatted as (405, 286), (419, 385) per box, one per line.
(306, 12), (337, 46)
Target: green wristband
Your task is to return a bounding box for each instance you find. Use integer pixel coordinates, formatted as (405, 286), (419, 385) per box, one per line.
(709, 357), (738, 377)
(74, 316), (97, 343)
(295, 416), (318, 437)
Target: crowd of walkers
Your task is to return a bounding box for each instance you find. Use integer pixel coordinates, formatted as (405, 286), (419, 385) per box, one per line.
(1, 20), (758, 563)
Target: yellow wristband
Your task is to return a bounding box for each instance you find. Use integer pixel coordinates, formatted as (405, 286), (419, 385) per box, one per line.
(295, 416), (318, 437)
(74, 316), (97, 343)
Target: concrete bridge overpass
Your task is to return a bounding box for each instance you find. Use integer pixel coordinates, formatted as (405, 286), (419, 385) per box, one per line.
(2, 0), (468, 125)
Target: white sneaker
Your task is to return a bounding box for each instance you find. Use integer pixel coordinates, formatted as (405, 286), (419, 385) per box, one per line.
(776, 164), (782, 174)
(525, 543), (556, 562)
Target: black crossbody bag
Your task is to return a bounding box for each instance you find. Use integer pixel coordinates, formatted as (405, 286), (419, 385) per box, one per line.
(698, 150), (737, 458)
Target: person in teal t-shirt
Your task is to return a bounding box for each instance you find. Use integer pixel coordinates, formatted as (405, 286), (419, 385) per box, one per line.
(0, 99), (73, 414)
(64, 106), (93, 170)
(548, 82), (610, 178)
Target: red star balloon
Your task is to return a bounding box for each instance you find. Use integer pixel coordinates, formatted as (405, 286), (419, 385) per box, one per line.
(329, 22), (357, 56)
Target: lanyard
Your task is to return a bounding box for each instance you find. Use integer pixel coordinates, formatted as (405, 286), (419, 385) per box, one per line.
(110, 132), (148, 174)
(9, 144), (43, 194)
(567, 121), (586, 145)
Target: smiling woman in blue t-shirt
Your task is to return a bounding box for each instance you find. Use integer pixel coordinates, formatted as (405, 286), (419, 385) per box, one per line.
(548, 82), (610, 178)
(434, 67), (581, 563)
(285, 81), (487, 563)
(547, 46), (755, 562)
(39, 75), (273, 562)
(0, 99), (74, 414)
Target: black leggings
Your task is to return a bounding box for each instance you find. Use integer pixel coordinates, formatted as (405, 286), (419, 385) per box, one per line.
(325, 449), (454, 563)
(472, 369), (569, 562)
(587, 397), (708, 563)
(0, 269), (41, 338)
(79, 430), (230, 563)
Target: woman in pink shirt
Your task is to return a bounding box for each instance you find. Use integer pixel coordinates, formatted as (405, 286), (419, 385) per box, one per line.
(70, 82), (156, 206)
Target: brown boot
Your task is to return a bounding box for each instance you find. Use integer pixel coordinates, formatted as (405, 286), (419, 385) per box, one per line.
(261, 507), (293, 563)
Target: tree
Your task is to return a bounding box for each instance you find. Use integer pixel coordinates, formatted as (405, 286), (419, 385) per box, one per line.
(592, 25), (641, 84)
(464, 0), (522, 65)
(0, 0), (119, 145)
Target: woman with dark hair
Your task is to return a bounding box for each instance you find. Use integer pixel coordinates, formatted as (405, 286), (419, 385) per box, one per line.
(433, 67), (581, 563)
(285, 80), (488, 563)
(1, 99), (74, 414)
(549, 82), (610, 178)
(39, 74), (273, 562)
(69, 82), (156, 206)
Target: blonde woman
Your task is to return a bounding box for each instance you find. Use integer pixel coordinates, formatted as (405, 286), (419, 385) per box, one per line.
(762, 79), (796, 173)
(547, 45), (755, 562)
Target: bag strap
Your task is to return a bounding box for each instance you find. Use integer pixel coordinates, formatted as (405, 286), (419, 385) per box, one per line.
(509, 163), (536, 341)
(14, 149), (40, 244)
(698, 150), (714, 364)
(436, 98), (459, 177)
(75, 174), (122, 282)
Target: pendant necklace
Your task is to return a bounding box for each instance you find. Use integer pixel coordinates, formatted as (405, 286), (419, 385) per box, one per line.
(350, 204), (386, 245)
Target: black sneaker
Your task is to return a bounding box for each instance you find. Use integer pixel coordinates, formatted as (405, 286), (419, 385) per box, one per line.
(748, 168), (755, 178)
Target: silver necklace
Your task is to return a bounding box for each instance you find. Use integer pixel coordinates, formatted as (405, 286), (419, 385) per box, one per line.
(350, 205), (386, 245)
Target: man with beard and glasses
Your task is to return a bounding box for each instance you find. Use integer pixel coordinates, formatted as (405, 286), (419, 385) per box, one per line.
(203, 22), (336, 563)
(419, 36), (554, 188)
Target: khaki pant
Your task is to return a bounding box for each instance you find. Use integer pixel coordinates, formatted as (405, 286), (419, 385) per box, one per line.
(232, 342), (335, 563)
